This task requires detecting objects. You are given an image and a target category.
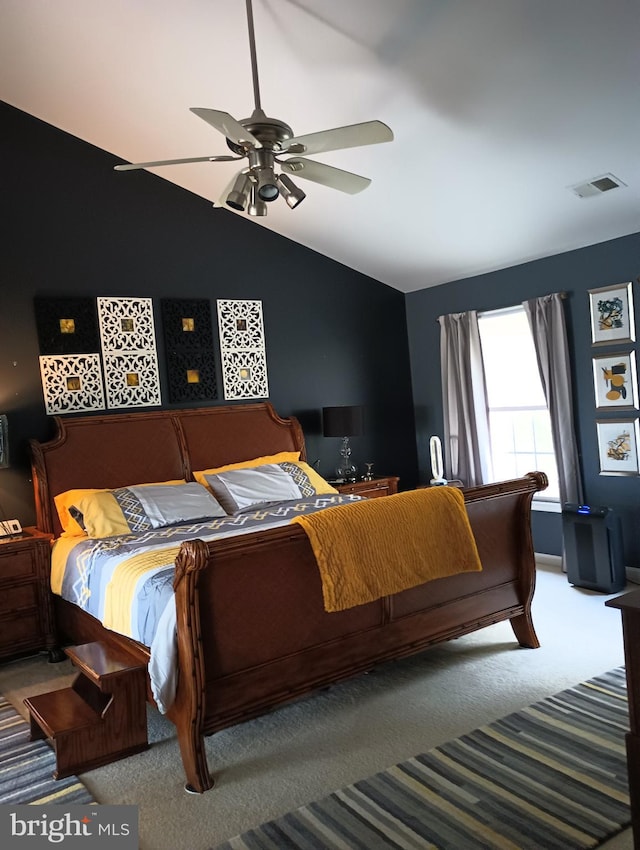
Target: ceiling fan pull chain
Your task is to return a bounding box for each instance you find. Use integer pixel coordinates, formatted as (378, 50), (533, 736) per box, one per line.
(245, 0), (262, 112)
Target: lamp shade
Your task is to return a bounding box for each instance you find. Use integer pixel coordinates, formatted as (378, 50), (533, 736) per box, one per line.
(322, 405), (364, 438)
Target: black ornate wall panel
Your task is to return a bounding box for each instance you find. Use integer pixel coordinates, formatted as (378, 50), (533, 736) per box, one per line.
(160, 298), (217, 403)
(34, 296), (100, 355)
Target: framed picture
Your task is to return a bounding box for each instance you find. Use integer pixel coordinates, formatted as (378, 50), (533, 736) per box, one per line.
(592, 351), (638, 410)
(596, 418), (640, 476)
(588, 281), (636, 345)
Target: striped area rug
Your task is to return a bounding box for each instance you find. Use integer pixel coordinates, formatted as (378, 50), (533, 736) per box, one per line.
(0, 695), (94, 805)
(214, 668), (630, 850)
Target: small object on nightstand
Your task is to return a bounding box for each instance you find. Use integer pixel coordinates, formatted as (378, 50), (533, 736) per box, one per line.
(322, 405), (364, 483)
(0, 518), (22, 538)
(362, 462), (374, 481)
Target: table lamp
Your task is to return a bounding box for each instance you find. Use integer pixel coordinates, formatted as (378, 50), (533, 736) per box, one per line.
(322, 405), (364, 482)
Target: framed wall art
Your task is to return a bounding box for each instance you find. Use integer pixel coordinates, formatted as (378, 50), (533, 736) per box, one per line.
(592, 351), (638, 410)
(217, 299), (269, 400)
(39, 354), (105, 414)
(588, 281), (636, 345)
(596, 418), (640, 476)
(161, 298), (217, 403)
(34, 296), (100, 355)
(98, 297), (161, 409)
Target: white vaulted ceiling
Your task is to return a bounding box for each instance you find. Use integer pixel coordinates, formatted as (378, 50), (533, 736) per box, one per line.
(2, 0), (639, 292)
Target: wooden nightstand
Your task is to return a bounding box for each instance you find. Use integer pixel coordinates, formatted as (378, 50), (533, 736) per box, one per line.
(332, 476), (399, 499)
(0, 527), (57, 662)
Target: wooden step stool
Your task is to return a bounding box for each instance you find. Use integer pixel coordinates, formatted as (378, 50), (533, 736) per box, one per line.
(24, 641), (149, 779)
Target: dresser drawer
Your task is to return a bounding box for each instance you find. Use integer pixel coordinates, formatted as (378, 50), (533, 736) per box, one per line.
(335, 476), (399, 499)
(356, 482), (391, 498)
(0, 611), (40, 652)
(0, 582), (38, 616)
(0, 548), (38, 580)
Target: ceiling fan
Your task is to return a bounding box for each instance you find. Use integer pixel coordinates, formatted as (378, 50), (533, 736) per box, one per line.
(114, 0), (393, 216)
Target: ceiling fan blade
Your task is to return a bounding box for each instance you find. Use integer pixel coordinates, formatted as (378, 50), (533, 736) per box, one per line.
(190, 108), (259, 148)
(114, 154), (240, 172)
(280, 158), (371, 194)
(282, 120), (393, 156)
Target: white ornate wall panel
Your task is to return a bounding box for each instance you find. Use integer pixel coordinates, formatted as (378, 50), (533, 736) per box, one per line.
(217, 299), (269, 400)
(39, 354), (105, 414)
(98, 297), (161, 408)
(102, 352), (162, 409)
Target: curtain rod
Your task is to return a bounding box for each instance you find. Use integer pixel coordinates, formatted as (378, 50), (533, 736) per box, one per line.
(436, 291), (568, 323)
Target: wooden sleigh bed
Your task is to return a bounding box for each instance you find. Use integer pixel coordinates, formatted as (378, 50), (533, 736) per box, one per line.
(30, 402), (547, 793)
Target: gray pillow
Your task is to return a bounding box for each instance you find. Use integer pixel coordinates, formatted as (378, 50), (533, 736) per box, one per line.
(128, 482), (226, 528)
(204, 464), (303, 514)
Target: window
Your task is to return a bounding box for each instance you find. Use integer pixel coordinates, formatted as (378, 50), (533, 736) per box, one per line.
(478, 306), (560, 501)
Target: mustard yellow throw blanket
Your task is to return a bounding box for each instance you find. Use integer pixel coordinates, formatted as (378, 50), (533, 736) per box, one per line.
(291, 487), (482, 612)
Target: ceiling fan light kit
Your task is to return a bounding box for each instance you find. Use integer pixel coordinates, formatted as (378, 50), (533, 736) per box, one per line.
(277, 173), (306, 209)
(114, 0), (393, 217)
(226, 171), (253, 211)
(248, 184), (267, 217)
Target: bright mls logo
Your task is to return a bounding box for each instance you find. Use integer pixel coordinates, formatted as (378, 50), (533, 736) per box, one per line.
(0, 806), (138, 849)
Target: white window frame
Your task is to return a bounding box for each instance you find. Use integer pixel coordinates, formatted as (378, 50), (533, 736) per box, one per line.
(478, 305), (560, 509)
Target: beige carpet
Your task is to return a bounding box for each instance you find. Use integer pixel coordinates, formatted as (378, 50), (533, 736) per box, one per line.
(0, 563), (633, 850)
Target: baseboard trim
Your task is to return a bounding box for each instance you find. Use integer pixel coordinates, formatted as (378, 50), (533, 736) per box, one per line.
(626, 567), (640, 585)
(535, 553), (563, 569)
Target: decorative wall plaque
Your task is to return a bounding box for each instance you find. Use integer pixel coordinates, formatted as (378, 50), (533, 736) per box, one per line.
(98, 297), (161, 409)
(102, 352), (162, 409)
(161, 298), (217, 402)
(217, 299), (269, 400)
(34, 297), (100, 355)
(39, 354), (105, 414)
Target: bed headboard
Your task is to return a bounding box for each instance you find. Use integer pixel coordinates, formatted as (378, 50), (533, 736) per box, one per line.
(30, 403), (306, 536)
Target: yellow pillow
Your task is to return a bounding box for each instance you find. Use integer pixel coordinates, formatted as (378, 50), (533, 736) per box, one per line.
(290, 461), (338, 495)
(54, 480), (186, 537)
(73, 491), (132, 538)
(55, 488), (108, 537)
(193, 451), (300, 487)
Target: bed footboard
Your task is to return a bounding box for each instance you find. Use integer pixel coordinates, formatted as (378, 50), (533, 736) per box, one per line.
(169, 472), (547, 793)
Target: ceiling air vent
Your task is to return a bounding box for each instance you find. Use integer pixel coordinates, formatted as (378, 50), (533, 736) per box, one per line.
(570, 173), (627, 199)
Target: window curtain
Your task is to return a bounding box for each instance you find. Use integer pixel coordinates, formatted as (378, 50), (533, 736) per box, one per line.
(438, 310), (492, 486)
(523, 293), (584, 505)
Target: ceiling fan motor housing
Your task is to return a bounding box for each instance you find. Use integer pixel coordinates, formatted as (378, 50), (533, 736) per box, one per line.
(225, 110), (293, 154)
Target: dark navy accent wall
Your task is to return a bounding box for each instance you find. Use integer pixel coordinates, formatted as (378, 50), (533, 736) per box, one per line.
(4, 100), (638, 566)
(0, 102), (417, 525)
(406, 233), (640, 564)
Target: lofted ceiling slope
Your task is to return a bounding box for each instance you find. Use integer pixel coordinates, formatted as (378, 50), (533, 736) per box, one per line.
(1, 0), (639, 293)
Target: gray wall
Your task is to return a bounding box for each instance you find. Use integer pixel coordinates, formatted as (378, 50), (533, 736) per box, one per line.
(406, 233), (640, 564)
(0, 102), (418, 526)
